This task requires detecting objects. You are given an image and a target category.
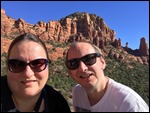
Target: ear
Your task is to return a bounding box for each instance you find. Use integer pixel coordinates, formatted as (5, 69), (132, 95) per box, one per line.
(100, 58), (106, 70)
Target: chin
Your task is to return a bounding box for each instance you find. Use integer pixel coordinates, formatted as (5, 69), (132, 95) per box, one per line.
(20, 88), (41, 97)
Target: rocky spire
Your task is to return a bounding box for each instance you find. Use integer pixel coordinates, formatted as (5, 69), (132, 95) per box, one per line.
(139, 37), (149, 56)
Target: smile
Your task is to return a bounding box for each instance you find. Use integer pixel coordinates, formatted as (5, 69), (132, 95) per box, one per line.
(80, 74), (93, 78)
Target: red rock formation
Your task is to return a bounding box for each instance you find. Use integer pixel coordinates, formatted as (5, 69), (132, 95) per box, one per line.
(1, 9), (149, 64)
(139, 37), (149, 56)
(111, 38), (122, 49)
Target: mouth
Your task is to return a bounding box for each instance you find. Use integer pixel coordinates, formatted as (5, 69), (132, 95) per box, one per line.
(21, 80), (37, 84)
(80, 73), (93, 78)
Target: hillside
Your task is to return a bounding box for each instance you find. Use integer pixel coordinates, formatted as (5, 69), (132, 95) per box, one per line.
(1, 9), (149, 110)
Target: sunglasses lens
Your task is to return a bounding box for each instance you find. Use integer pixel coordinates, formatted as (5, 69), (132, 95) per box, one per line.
(83, 54), (96, 65)
(30, 59), (48, 72)
(8, 59), (26, 73)
(67, 59), (79, 70)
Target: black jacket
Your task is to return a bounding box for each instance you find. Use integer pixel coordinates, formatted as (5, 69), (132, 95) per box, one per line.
(1, 76), (71, 112)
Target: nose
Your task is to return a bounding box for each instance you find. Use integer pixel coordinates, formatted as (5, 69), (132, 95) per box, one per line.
(23, 65), (34, 78)
(78, 61), (88, 71)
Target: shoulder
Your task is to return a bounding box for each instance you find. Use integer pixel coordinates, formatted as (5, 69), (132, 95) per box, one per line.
(72, 84), (83, 93)
(72, 84), (86, 98)
(109, 78), (137, 94)
(109, 78), (143, 99)
(108, 78), (149, 111)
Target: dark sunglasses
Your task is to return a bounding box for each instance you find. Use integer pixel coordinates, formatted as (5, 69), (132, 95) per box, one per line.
(66, 53), (101, 70)
(7, 59), (49, 73)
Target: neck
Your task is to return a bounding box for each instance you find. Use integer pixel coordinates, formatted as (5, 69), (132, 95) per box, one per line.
(87, 77), (109, 106)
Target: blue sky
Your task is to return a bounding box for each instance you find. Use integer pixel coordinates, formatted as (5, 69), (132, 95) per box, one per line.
(1, 1), (149, 50)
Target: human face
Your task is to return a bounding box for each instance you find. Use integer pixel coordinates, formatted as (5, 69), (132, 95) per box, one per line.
(7, 40), (49, 98)
(67, 42), (106, 89)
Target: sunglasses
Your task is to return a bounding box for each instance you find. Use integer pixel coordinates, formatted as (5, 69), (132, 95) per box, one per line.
(7, 59), (49, 73)
(66, 53), (101, 70)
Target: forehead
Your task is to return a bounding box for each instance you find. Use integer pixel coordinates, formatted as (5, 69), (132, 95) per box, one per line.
(68, 42), (96, 59)
(11, 40), (44, 50)
(9, 40), (46, 58)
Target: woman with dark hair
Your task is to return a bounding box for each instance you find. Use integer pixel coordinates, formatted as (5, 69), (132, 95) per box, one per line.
(1, 33), (71, 112)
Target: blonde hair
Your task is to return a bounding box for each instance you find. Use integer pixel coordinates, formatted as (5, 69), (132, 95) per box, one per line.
(66, 39), (103, 60)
